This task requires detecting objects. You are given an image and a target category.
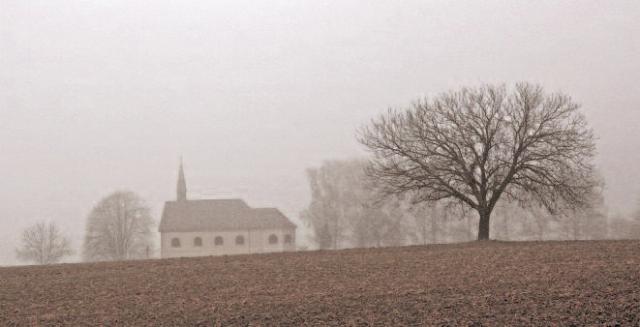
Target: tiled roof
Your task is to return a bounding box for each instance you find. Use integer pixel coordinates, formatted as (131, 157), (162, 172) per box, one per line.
(159, 199), (296, 232)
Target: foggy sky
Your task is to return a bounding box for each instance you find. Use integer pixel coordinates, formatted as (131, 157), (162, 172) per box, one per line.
(1, 0), (639, 265)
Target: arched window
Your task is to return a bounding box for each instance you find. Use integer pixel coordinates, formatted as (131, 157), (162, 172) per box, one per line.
(268, 234), (278, 244)
(214, 236), (224, 246)
(171, 238), (181, 248)
(284, 234), (293, 244)
(235, 235), (245, 245)
(193, 237), (202, 247)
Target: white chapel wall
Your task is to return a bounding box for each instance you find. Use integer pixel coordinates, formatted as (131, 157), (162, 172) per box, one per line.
(161, 228), (296, 258)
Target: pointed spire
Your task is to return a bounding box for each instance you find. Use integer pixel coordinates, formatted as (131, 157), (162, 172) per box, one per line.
(177, 156), (187, 201)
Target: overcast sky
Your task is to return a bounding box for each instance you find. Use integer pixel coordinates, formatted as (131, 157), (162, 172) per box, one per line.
(1, 0), (639, 265)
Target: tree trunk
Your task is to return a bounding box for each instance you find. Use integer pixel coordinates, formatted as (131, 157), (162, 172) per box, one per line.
(477, 209), (491, 240)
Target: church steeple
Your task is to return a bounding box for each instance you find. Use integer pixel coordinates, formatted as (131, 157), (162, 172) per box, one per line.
(177, 157), (187, 201)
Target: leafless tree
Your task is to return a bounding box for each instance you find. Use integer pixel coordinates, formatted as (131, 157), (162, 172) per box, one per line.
(302, 159), (413, 249)
(83, 191), (154, 261)
(301, 159), (371, 249)
(16, 221), (73, 265)
(359, 83), (596, 240)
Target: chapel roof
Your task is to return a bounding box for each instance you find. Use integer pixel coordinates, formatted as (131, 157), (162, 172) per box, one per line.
(159, 198), (296, 232)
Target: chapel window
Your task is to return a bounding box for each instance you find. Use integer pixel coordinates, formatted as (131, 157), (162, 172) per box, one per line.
(171, 238), (181, 248)
(284, 234), (293, 244)
(268, 234), (278, 244)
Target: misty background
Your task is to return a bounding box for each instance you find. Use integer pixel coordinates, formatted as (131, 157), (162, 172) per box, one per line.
(1, 1), (638, 265)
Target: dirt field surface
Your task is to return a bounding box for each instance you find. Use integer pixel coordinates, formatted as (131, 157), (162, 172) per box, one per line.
(1, 241), (639, 326)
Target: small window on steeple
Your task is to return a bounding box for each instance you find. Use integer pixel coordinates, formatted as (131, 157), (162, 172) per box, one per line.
(235, 235), (245, 245)
(193, 237), (202, 247)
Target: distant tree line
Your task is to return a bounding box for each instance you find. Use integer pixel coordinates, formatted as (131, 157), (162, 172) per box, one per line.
(299, 83), (640, 248)
(301, 158), (639, 249)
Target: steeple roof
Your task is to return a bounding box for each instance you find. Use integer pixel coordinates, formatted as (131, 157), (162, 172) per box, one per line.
(177, 158), (187, 201)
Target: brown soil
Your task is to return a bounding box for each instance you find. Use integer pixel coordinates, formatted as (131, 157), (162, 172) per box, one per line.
(1, 240), (639, 326)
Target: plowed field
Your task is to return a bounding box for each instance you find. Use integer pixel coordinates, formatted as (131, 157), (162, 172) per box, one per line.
(1, 241), (639, 326)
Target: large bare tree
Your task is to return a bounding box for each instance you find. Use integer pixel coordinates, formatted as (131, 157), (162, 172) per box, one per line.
(16, 221), (73, 265)
(83, 191), (154, 261)
(359, 83), (596, 240)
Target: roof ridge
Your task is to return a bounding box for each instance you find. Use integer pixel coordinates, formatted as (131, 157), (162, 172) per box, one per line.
(165, 198), (247, 203)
